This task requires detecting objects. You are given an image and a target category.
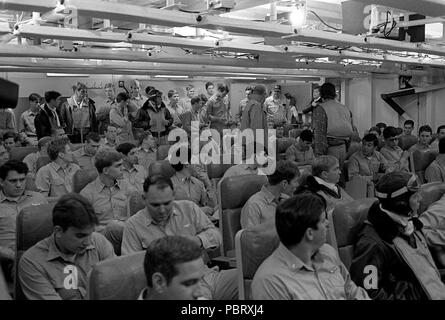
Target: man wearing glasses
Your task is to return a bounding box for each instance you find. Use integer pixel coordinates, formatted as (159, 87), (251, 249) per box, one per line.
(380, 126), (409, 172)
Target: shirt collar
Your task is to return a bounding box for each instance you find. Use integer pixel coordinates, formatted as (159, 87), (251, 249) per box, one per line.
(123, 164), (138, 173)
(95, 176), (121, 192)
(260, 185), (279, 204)
(46, 234), (94, 262)
(0, 190), (33, 203)
(314, 176), (338, 193)
(275, 243), (324, 272)
(174, 171), (193, 183)
(144, 204), (178, 227)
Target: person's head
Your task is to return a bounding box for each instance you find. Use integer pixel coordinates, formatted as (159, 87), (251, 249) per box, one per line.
(368, 126), (380, 137)
(143, 175), (175, 226)
(145, 86), (155, 96)
(47, 137), (74, 163)
(245, 86), (253, 98)
(250, 85), (267, 104)
(403, 120), (414, 135)
(437, 125), (445, 141)
(312, 155), (340, 184)
(0, 144), (10, 166)
(205, 82), (214, 96)
(320, 82), (336, 100)
(105, 125), (118, 143)
(51, 127), (66, 139)
(170, 148), (192, 174)
(116, 142), (139, 166)
(418, 125), (433, 146)
(143, 236), (204, 300)
(167, 90), (180, 104)
(276, 193), (328, 251)
(84, 132), (101, 156)
(130, 80), (141, 97)
(148, 89), (163, 105)
(383, 126), (401, 148)
(313, 85), (320, 100)
(185, 85), (195, 99)
(94, 148), (123, 180)
(0, 160), (28, 197)
(375, 122), (387, 136)
(73, 82), (88, 101)
(439, 137), (445, 154)
(116, 92), (130, 109)
(362, 133), (379, 156)
(190, 96), (203, 113)
(37, 136), (52, 155)
(298, 129), (313, 151)
(268, 160), (300, 196)
(138, 131), (156, 149)
(52, 194), (99, 254)
(104, 82), (115, 100)
(2, 132), (16, 151)
(44, 91), (62, 109)
(216, 83), (229, 99)
(272, 85), (281, 99)
(375, 172), (422, 216)
(29, 93), (41, 111)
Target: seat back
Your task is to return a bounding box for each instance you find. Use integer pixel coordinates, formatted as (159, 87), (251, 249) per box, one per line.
(418, 182), (445, 214)
(72, 169), (99, 193)
(128, 191), (145, 216)
(15, 203), (56, 300)
(88, 252), (146, 300)
(410, 149), (438, 183)
(147, 160), (175, 178)
(235, 221), (279, 300)
(207, 162), (233, 180)
(398, 135), (417, 150)
(217, 174), (268, 256)
(9, 146), (38, 162)
(156, 145), (171, 161)
(35, 156), (50, 173)
(329, 198), (376, 270)
(346, 142), (361, 160)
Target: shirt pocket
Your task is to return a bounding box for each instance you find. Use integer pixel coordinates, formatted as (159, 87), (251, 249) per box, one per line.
(50, 177), (67, 196)
(111, 195), (128, 220)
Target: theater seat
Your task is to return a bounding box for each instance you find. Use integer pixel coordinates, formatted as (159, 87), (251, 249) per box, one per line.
(15, 203), (56, 300)
(73, 169), (99, 193)
(217, 174), (268, 256)
(235, 221), (279, 300)
(328, 198), (376, 270)
(9, 146), (38, 162)
(147, 160), (175, 178)
(156, 144), (171, 161)
(398, 135), (417, 151)
(418, 182), (445, 214)
(88, 252), (146, 300)
(35, 156), (50, 173)
(410, 149), (438, 183)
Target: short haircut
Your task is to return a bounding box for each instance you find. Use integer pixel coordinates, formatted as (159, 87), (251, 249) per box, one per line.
(299, 129), (313, 142)
(383, 126), (399, 139)
(143, 236), (202, 287)
(320, 82), (336, 99)
(0, 160), (29, 180)
(116, 142), (137, 156)
(375, 122), (387, 130)
(404, 120), (414, 127)
(186, 85), (194, 92)
(252, 85), (266, 95)
(94, 148), (122, 173)
(29, 93), (41, 103)
(37, 137), (53, 150)
(191, 96), (201, 106)
(116, 92), (130, 102)
(145, 86), (155, 95)
(52, 194), (98, 231)
(268, 160), (300, 186)
(44, 91), (61, 103)
(363, 133), (379, 147)
(205, 82), (214, 90)
(216, 83), (229, 93)
(85, 131), (101, 143)
(167, 90), (178, 99)
(437, 125), (445, 134)
(74, 82), (87, 91)
(137, 131), (153, 146)
(368, 126), (380, 134)
(419, 125), (432, 135)
(3, 131), (17, 141)
(198, 93), (208, 103)
(276, 193), (327, 247)
(47, 137), (71, 161)
(312, 155), (338, 177)
(143, 174), (173, 193)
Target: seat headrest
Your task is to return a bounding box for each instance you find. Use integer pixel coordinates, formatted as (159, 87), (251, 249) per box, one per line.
(418, 182), (445, 214)
(73, 169), (99, 193)
(17, 203), (55, 251)
(412, 149), (438, 171)
(148, 160), (175, 178)
(220, 174), (268, 209)
(88, 251), (146, 300)
(398, 135), (417, 150)
(36, 156), (50, 172)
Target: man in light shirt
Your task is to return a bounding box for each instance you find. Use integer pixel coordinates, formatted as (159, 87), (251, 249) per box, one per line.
(72, 131), (101, 171)
(116, 142), (148, 192)
(19, 93), (41, 142)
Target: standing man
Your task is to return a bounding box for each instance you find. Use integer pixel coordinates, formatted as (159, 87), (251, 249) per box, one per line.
(236, 86), (252, 124)
(205, 82), (215, 100)
(264, 85), (289, 127)
(180, 85), (195, 113)
(18, 93), (41, 144)
(0, 109), (15, 136)
(96, 83), (116, 135)
(165, 90), (183, 128)
(241, 85), (268, 151)
(313, 82), (353, 166)
(205, 83), (230, 135)
(180, 96), (206, 136)
(35, 91), (62, 140)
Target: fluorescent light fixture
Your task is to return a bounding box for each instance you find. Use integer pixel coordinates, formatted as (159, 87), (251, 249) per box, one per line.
(227, 77), (258, 80)
(47, 73), (88, 77)
(154, 75), (189, 78)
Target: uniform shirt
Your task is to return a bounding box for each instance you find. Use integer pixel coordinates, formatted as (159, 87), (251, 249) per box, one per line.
(18, 232), (115, 300)
(80, 177), (136, 232)
(240, 185), (278, 229)
(122, 164), (147, 193)
(408, 143), (430, 154)
(19, 109), (38, 136)
(171, 172), (209, 207)
(121, 200), (221, 255)
(35, 162), (81, 197)
(72, 147), (95, 171)
(136, 147), (156, 170)
(0, 190), (47, 250)
(236, 98), (249, 122)
(205, 96), (230, 133)
(179, 97), (192, 113)
(425, 155), (445, 183)
(285, 143), (315, 165)
(380, 145), (409, 172)
(252, 243), (369, 300)
(264, 96), (288, 125)
(23, 151), (42, 177)
(348, 150), (388, 181)
(165, 101), (184, 127)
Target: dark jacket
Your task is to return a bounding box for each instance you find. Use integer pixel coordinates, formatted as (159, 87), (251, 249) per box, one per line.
(350, 201), (428, 300)
(59, 96), (98, 134)
(34, 104), (57, 140)
(133, 100), (173, 135)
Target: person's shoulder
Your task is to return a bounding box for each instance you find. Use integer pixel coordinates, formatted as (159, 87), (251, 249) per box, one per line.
(24, 190), (48, 203)
(349, 151), (362, 160)
(21, 236), (52, 263)
(190, 176), (205, 187)
(90, 232), (113, 249)
(70, 163), (81, 171)
(173, 199), (199, 212)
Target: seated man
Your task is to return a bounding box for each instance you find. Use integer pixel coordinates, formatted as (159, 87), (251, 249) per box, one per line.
(348, 133), (388, 182)
(252, 193), (369, 300)
(136, 131), (157, 169)
(35, 137), (81, 197)
(51, 127), (67, 139)
(425, 137), (445, 183)
(380, 126), (409, 172)
(116, 142), (148, 192)
(241, 160), (300, 229)
(285, 129), (314, 166)
(72, 131), (101, 171)
(18, 194), (115, 300)
(408, 125), (433, 153)
(139, 236), (205, 300)
(350, 172), (445, 300)
(297, 155), (353, 212)
(80, 148), (136, 255)
(102, 125), (118, 149)
(0, 161), (47, 276)
(430, 125), (445, 150)
(2, 132), (19, 151)
(23, 136), (52, 178)
(121, 175), (237, 300)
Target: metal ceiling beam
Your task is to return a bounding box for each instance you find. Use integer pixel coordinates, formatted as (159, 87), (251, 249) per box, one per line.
(352, 0), (445, 18)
